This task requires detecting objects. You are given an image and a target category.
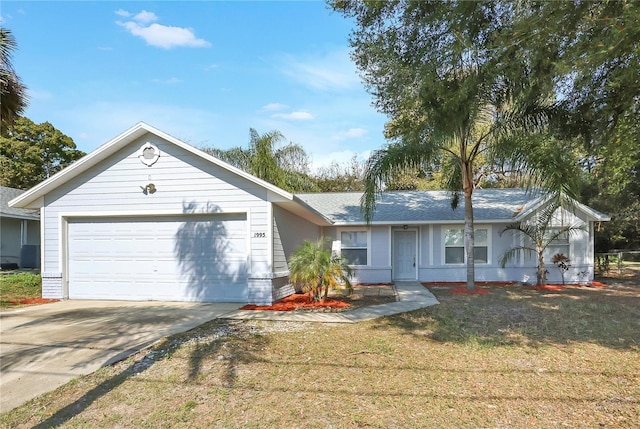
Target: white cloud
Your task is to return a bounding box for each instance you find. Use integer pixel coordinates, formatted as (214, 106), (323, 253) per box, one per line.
(116, 10), (210, 50)
(272, 111), (314, 121)
(153, 77), (181, 84)
(205, 64), (219, 71)
(280, 48), (361, 91)
(331, 127), (368, 141)
(132, 10), (158, 24)
(261, 103), (288, 112)
(114, 9), (130, 18)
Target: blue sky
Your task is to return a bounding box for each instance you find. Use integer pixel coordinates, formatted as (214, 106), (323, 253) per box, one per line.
(2, 1), (389, 170)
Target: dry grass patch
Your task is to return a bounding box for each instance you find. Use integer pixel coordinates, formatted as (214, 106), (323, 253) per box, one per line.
(1, 275), (638, 428)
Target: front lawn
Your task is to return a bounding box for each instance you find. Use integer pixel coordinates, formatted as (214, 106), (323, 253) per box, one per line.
(1, 272), (638, 428)
(0, 272), (42, 309)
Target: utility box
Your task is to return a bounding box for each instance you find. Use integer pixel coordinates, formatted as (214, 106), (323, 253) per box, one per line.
(20, 244), (40, 269)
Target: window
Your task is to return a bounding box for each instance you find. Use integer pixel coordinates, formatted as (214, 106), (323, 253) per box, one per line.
(444, 227), (489, 264)
(340, 230), (368, 265)
(544, 228), (570, 260)
(444, 229), (464, 264)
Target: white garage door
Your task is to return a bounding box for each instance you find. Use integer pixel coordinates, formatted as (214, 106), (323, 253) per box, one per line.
(68, 214), (248, 302)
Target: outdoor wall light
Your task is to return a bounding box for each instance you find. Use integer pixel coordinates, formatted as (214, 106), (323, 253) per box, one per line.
(141, 183), (156, 195)
(403, 224), (409, 230)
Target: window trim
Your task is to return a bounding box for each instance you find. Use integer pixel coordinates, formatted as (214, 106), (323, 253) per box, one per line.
(442, 225), (492, 265)
(543, 227), (571, 260)
(337, 228), (370, 266)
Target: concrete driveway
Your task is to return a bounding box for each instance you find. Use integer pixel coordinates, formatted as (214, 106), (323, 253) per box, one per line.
(0, 300), (240, 413)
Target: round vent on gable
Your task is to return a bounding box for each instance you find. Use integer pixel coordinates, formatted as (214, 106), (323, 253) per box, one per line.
(138, 142), (160, 166)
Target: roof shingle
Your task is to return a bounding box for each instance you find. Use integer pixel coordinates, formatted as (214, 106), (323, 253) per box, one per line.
(1, 187), (40, 220)
(296, 189), (540, 224)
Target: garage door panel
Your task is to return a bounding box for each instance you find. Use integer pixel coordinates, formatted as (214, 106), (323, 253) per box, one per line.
(68, 215), (248, 302)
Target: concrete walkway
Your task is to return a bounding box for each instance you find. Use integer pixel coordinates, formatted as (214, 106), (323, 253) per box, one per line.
(223, 281), (439, 323)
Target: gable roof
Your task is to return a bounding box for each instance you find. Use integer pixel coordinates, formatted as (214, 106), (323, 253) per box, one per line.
(0, 186), (40, 220)
(296, 189), (610, 225)
(9, 122), (297, 210)
(7, 122), (609, 226)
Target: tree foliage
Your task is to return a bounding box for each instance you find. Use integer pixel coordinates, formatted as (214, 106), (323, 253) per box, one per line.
(314, 156), (365, 192)
(288, 237), (353, 302)
(331, 0), (562, 289)
(0, 27), (28, 131)
(0, 117), (85, 189)
(332, 0), (639, 253)
(201, 129), (319, 193)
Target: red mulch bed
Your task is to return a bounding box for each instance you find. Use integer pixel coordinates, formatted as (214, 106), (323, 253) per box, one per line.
(525, 284), (565, 291)
(240, 293), (351, 311)
(526, 281), (608, 291)
(588, 281), (607, 288)
(8, 298), (59, 305)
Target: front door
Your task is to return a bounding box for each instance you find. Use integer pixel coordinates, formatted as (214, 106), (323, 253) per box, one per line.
(393, 230), (417, 280)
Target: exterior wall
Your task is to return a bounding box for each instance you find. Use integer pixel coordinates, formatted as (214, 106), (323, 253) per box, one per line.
(415, 207), (595, 284)
(269, 205), (321, 300)
(272, 205), (321, 274)
(546, 208), (593, 283)
(0, 218), (21, 265)
(0, 218), (40, 267)
(419, 223), (519, 282)
(338, 214), (596, 285)
(329, 225), (392, 284)
(40, 133), (273, 302)
(419, 225), (431, 267)
(271, 276), (295, 302)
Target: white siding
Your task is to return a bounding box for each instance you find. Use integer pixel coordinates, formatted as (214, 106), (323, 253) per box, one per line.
(272, 205), (321, 274)
(41, 133), (274, 301)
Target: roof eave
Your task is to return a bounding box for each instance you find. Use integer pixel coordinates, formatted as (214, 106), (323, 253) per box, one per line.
(0, 212), (40, 221)
(329, 219), (521, 226)
(514, 195), (611, 223)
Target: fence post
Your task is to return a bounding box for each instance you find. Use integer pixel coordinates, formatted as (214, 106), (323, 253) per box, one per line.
(618, 252), (623, 274)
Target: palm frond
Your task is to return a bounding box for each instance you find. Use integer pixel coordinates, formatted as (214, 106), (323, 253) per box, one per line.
(499, 245), (535, 268)
(361, 139), (438, 223)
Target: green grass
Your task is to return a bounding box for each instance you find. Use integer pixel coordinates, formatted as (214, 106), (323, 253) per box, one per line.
(1, 273), (638, 428)
(0, 272), (41, 308)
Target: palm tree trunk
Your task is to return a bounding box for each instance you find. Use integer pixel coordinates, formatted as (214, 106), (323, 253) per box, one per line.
(464, 189), (475, 290)
(462, 158), (475, 291)
(537, 253), (547, 286)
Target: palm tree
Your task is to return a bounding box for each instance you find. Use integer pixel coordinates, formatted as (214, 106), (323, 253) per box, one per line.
(0, 27), (28, 131)
(288, 237), (353, 302)
(362, 93), (545, 290)
(499, 199), (585, 286)
(201, 128), (319, 193)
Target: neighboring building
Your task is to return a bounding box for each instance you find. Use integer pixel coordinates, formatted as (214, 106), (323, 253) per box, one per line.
(1, 186), (41, 269)
(9, 123), (609, 304)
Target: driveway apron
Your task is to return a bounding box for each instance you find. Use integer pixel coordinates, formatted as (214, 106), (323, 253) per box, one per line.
(0, 300), (239, 413)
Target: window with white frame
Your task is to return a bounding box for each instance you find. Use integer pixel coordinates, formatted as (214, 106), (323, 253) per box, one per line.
(340, 230), (368, 265)
(544, 228), (570, 260)
(444, 227), (489, 264)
